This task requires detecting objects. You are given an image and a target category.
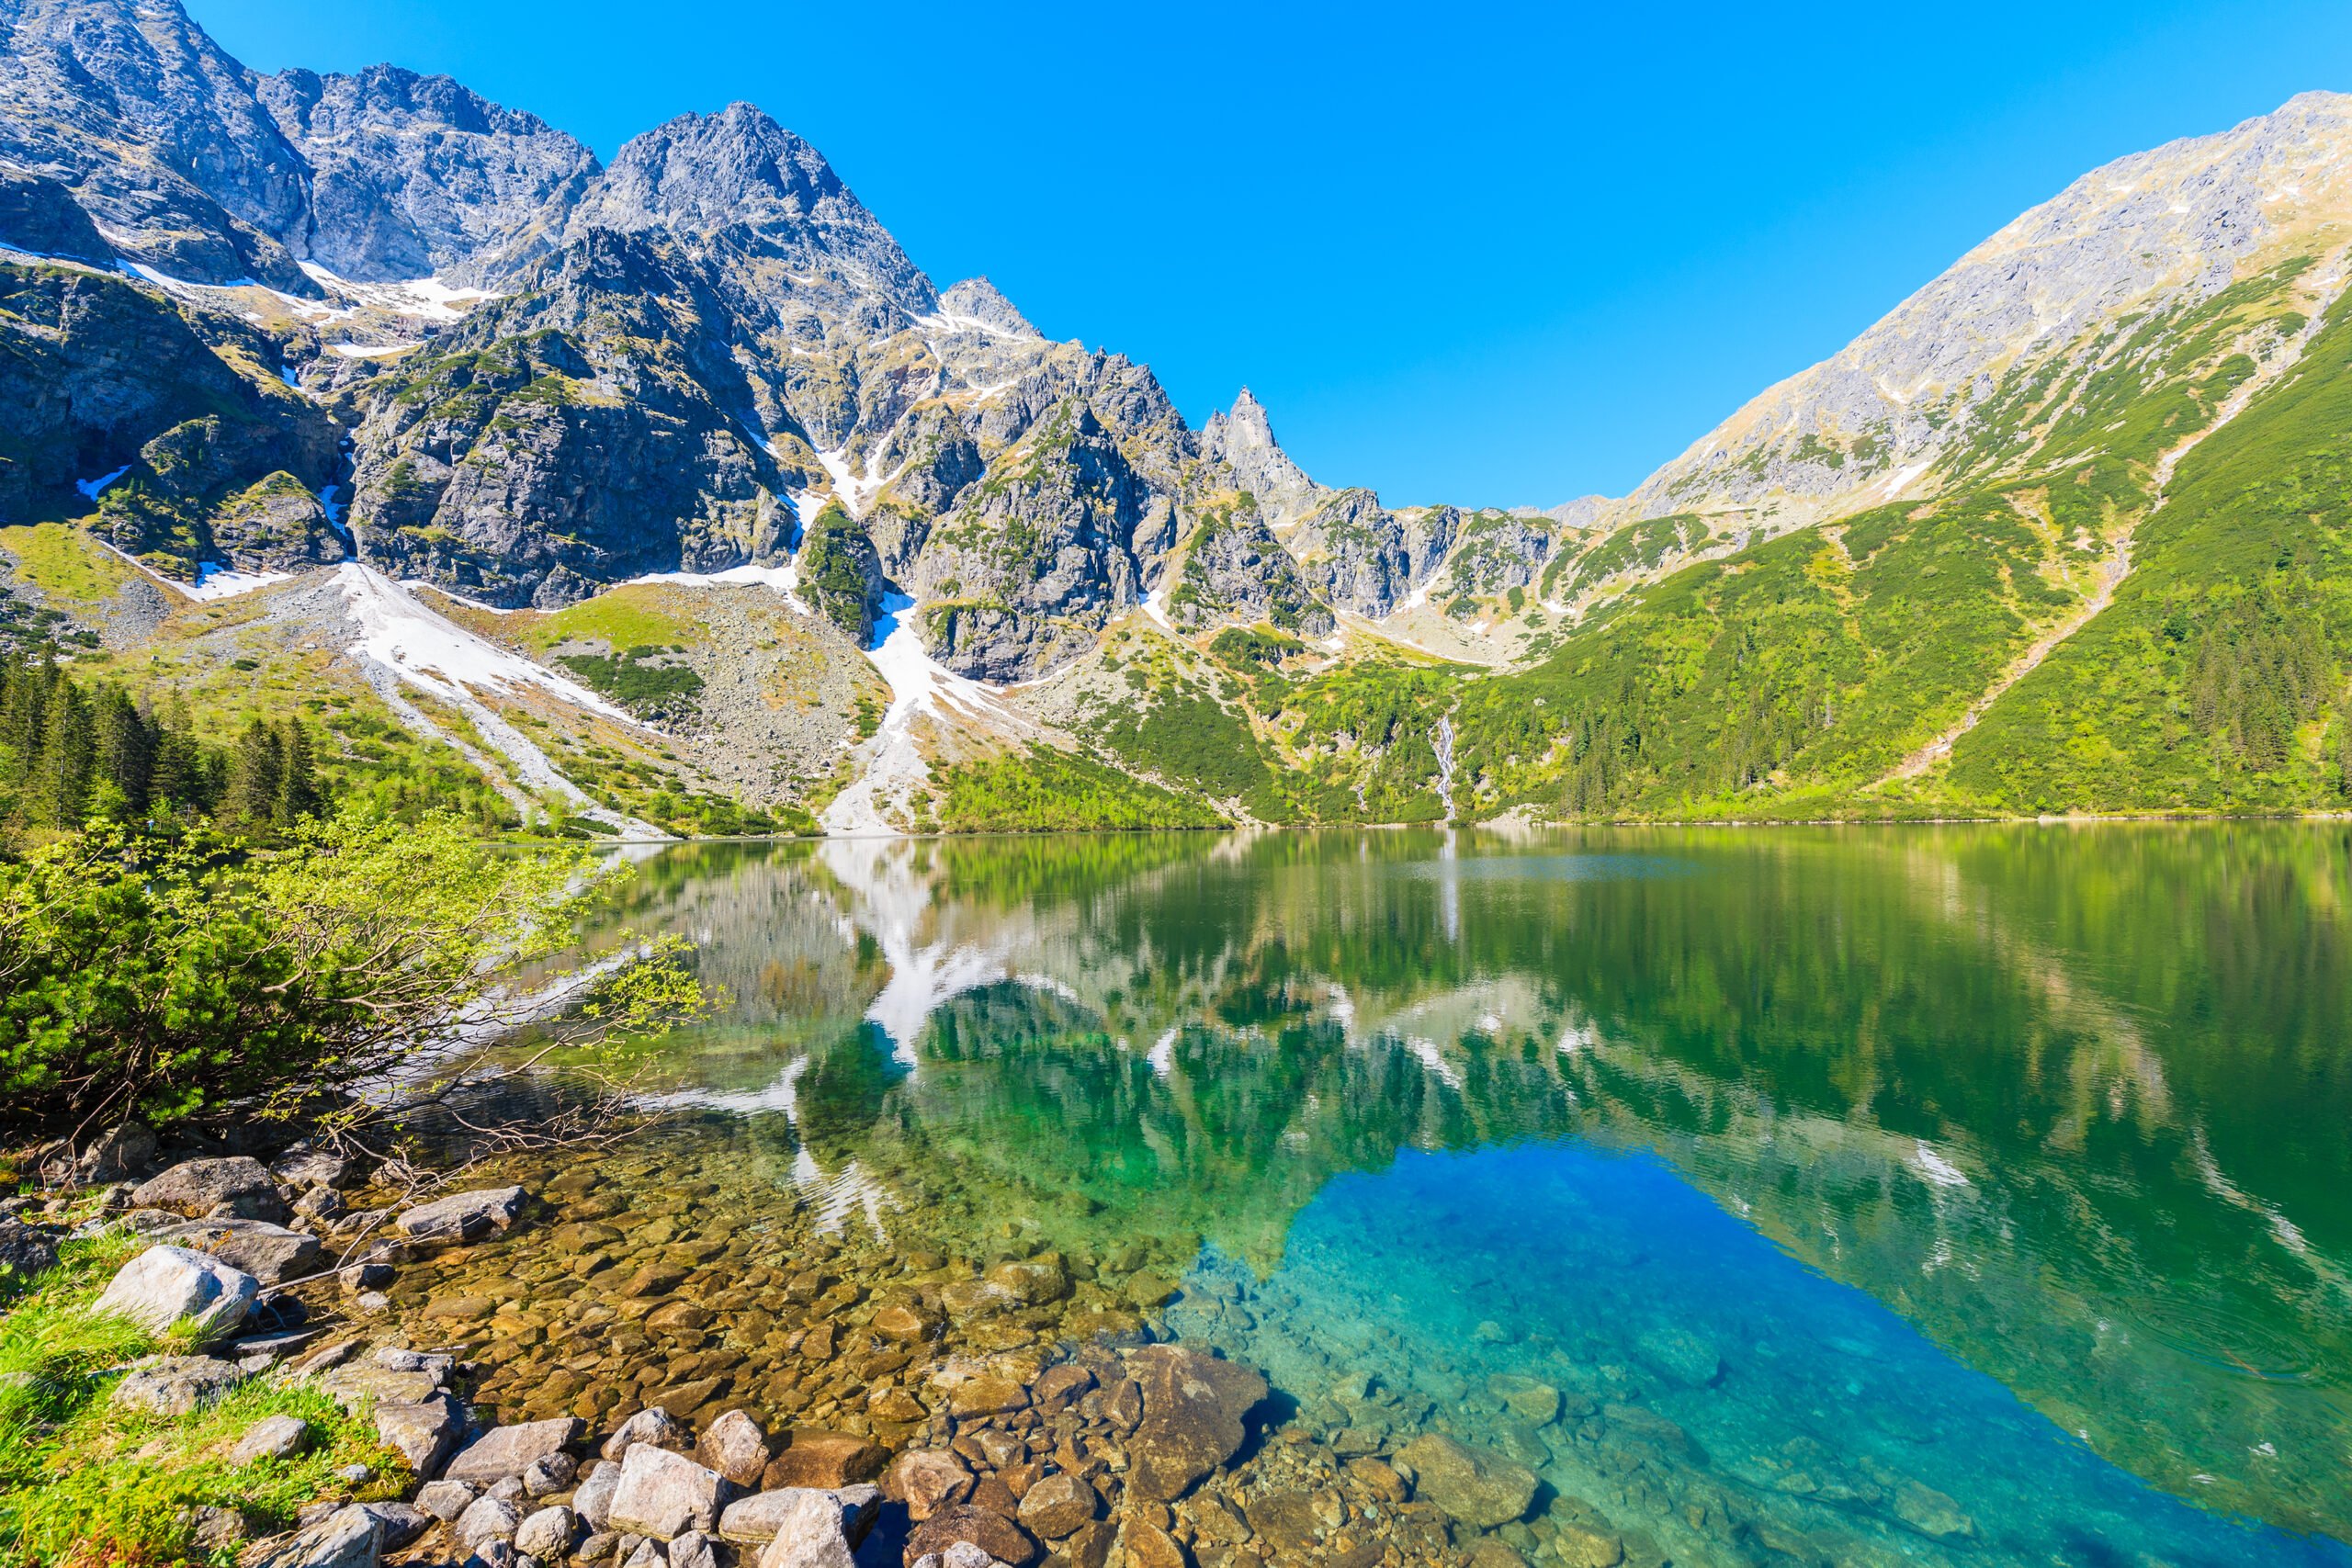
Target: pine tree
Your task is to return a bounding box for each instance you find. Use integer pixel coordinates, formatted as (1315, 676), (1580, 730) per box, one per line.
(275, 718), (321, 826)
(91, 683), (154, 816)
(31, 677), (94, 826)
(227, 717), (284, 828)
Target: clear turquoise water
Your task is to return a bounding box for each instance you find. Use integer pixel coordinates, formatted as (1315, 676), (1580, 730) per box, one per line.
(578, 826), (2352, 1563)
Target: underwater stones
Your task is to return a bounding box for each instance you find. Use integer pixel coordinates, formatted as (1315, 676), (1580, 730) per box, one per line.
(609, 1443), (730, 1540)
(398, 1185), (528, 1244)
(553, 1222), (625, 1254)
(375, 1393), (464, 1474)
(1464, 1541), (1528, 1568)
(1343, 1458), (1407, 1504)
(872, 1298), (941, 1343)
(949, 1376), (1029, 1417)
(905, 1505), (1038, 1568)
(1124, 1347), (1268, 1502)
(984, 1258), (1069, 1306)
(868, 1384), (928, 1423)
(939, 1278), (1012, 1321)
(112, 1355), (244, 1416)
(1115, 1518), (1186, 1568)
(1124, 1275), (1178, 1309)
(93, 1245), (258, 1339)
(1395, 1436), (1536, 1528)
(427, 1294), (498, 1323)
(1032, 1365), (1093, 1413)
(1487, 1376), (1560, 1426)
(132, 1157), (287, 1222)
(446, 1416), (585, 1484)
(894, 1450), (976, 1520)
(1240, 1491), (1325, 1557)
(1547, 1525), (1623, 1568)
(698, 1409), (774, 1486)
(1015, 1473), (1099, 1540)
(761, 1430), (886, 1489)
(1634, 1327), (1722, 1390)
(1892, 1481), (1973, 1540)
(627, 1263), (692, 1298)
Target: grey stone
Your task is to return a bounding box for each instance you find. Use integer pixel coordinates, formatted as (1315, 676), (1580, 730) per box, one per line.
(363, 1503), (433, 1551)
(375, 1345), (457, 1379)
(718, 1487), (877, 1548)
(620, 1540), (663, 1568)
(608, 1443), (729, 1541)
(377, 1393), (465, 1475)
(188, 1504), (257, 1552)
(244, 1504), (384, 1568)
(516, 1505), (579, 1559)
(111, 1355), (244, 1416)
(396, 1185), (526, 1244)
(446, 1416), (585, 1485)
(130, 1157), (287, 1222)
(233, 1414), (312, 1463)
(141, 1217), (322, 1285)
(578, 1535), (619, 1563)
(525, 1450), (580, 1496)
(419, 1479), (481, 1522)
(696, 1409), (771, 1487)
(90, 1245), (257, 1339)
(459, 1495), (525, 1547)
(748, 1491), (856, 1568)
(74, 1122), (157, 1184)
(602, 1405), (687, 1462)
(668, 1530), (718, 1568)
(574, 1458), (624, 1529)
(0, 1220), (60, 1285)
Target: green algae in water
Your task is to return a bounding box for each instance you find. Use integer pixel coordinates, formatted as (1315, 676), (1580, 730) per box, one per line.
(560, 825), (2352, 1561)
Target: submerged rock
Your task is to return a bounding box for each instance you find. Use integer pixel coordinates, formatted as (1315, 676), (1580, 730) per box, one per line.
(1124, 1346), (1269, 1502)
(1395, 1434), (1537, 1528)
(396, 1184), (526, 1243)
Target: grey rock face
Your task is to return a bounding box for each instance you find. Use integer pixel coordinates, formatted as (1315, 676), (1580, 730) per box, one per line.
(573, 1458), (625, 1530)
(1439, 510), (1557, 598)
(0, 164), (117, 265)
(564, 102), (934, 329)
(0, 0), (314, 289)
(514, 1505), (579, 1560)
(416, 1480), (478, 1522)
(346, 229), (788, 607)
(258, 63), (598, 284)
(1283, 490), (1455, 617)
(934, 276), (1036, 337)
(0, 262), (331, 540)
(1174, 502), (1332, 638)
(1202, 389), (1322, 532)
(90, 1245), (257, 1338)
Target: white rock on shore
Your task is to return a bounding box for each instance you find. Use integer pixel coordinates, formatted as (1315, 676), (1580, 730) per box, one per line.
(90, 1245), (258, 1338)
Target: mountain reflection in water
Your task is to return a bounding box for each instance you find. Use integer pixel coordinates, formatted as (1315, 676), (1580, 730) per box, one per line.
(564, 825), (2352, 1560)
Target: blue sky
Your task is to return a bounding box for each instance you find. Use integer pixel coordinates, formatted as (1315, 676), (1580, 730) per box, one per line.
(196, 0), (2352, 508)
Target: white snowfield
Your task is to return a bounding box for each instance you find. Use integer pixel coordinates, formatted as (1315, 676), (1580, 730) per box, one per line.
(334, 566), (665, 838)
(184, 562), (292, 601)
(623, 560), (811, 615)
(336, 564), (632, 723)
(910, 309), (1039, 343)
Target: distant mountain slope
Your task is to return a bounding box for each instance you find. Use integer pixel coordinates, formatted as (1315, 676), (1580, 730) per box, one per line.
(0, 0), (2346, 829)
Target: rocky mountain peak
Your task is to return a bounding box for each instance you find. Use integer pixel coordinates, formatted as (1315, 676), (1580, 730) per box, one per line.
(258, 62), (600, 284)
(0, 0), (315, 288)
(937, 276), (1037, 337)
(1204, 386), (1323, 529)
(567, 102), (934, 321)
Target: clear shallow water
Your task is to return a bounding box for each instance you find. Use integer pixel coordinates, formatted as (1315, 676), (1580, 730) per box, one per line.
(566, 826), (2352, 1562)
